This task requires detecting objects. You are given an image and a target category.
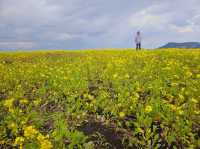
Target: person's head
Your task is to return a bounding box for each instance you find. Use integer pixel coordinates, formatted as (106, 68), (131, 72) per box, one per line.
(137, 31), (140, 35)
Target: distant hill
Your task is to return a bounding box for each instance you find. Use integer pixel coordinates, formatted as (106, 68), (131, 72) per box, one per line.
(159, 42), (200, 49)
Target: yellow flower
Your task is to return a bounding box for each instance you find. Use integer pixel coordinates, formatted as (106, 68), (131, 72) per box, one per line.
(20, 120), (27, 125)
(40, 139), (53, 149)
(33, 98), (42, 106)
(37, 133), (46, 142)
(119, 112), (125, 118)
(177, 109), (184, 115)
(4, 98), (15, 113)
(4, 98), (14, 109)
(118, 103), (122, 107)
(191, 98), (198, 104)
(185, 71), (192, 77)
(14, 136), (24, 148)
(178, 94), (184, 100)
(169, 104), (177, 111)
(24, 126), (38, 139)
(37, 133), (53, 149)
(20, 99), (28, 105)
(173, 75), (179, 79)
(181, 88), (185, 92)
(194, 111), (200, 115)
(163, 67), (171, 70)
(8, 122), (17, 129)
(125, 74), (130, 78)
(82, 112), (86, 116)
(88, 94), (94, 100)
(197, 74), (200, 78)
(113, 73), (118, 78)
(145, 105), (152, 113)
(171, 82), (178, 86)
(14, 136), (24, 144)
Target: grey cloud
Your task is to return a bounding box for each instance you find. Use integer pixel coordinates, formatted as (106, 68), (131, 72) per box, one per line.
(0, 0), (200, 50)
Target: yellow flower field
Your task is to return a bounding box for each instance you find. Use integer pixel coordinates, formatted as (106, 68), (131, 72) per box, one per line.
(0, 49), (199, 149)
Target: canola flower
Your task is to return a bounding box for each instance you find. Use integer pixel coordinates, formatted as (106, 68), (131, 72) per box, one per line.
(194, 111), (200, 115)
(113, 73), (118, 78)
(14, 137), (24, 149)
(178, 94), (184, 100)
(33, 98), (42, 106)
(125, 74), (130, 79)
(176, 107), (184, 115)
(40, 139), (53, 149)
(169, 104), (177, 111)
(177, 109), (184, 115)
(19, 99), (29, 105)
(145, 105), (152, 113)
(4, 98), (15, 113)
(119, 112), (125, 118)
(173, 75), (179, 79)
(191, 98), (198, 104)
(4, 98), (14, 108)
(185, 71), (192, 77)
(163, 66), (171, 70)
(88, 94), (94, 100)
(169, 104), (184, 115)
(23, 126), (53, 149)
(0, 49), (200, 148)
(24, 126), (38, 139)
(8, 122), (17, 129)
(37, 133), (53, 149)
(12, 126), (53, 149)
(171, 82), (178, 87)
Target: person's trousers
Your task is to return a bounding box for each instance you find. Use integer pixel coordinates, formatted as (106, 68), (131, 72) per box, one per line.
(136, 43), (141, 50)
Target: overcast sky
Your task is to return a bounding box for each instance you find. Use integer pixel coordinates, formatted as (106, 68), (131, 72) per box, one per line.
(0, 0), (200, 50)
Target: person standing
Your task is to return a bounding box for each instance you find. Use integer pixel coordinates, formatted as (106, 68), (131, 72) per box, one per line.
(135, 31), (142, 50)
